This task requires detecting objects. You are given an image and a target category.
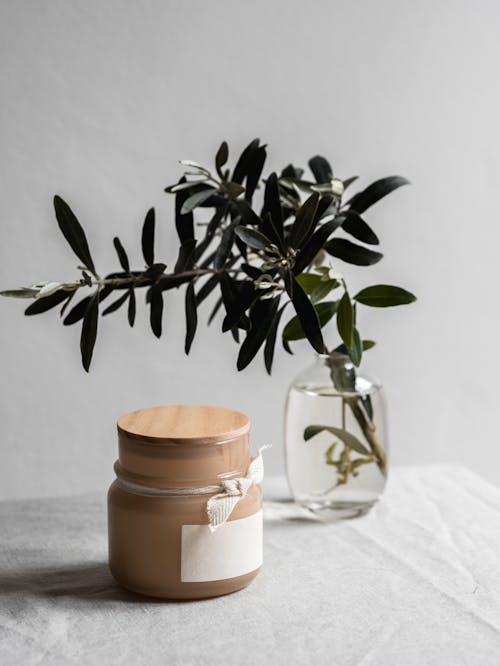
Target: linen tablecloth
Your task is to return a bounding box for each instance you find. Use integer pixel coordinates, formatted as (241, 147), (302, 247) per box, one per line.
(1, 465), (500, 665)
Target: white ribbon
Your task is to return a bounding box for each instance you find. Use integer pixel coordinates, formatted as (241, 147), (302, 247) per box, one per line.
(207, 445), (269, 532)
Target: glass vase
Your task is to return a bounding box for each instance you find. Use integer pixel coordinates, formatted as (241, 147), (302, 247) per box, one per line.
(285, 353), (388, 519)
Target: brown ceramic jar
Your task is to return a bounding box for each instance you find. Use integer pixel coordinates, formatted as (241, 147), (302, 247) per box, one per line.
(108, 405), (263, 599)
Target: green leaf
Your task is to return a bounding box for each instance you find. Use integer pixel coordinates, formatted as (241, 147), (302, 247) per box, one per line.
(113, 237), (130, 272)
(339, 211), (379, 245)
(53, 195), (95, 273)
(224, 181), (245, 199)
(303, 425), (370, 456)
(347, 176), (410, 214)
(349, 328), (363, 367)
(354, 284), (417, 307)
(289, 192), (320, 248)
(196, 274), (221, 306)
(337, 291), (354, 348)
(181, 189), (216, 214)
(80, 291), (99, 372)
(128, 288), (136, 327)
(24, 289), (69, 315)
(343, 176), (359, 190)
(284, 273), (324, 353)
(308, 156), (333, 184)
(215, 141), (229, 178)
(295, 273), (322, 294)
(234, 225), (271, 251)
(102, 291), (129, 316)
(1, 288), (39, 298)
(184, 282), (198, 354)
(334, 339), (376, 355)
(141, 208), (155, 267)
(310, 279), (339, 304)
(282, 300), (338, 341)
(149, 286), (163, 338)
(325, 238), (383, 266)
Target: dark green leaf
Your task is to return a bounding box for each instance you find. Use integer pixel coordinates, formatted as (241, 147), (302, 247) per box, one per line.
(196, 274), (220, 306)
(308, 155), (333, 184)
(354, 284), (417, 307)
(293, 217), (342, 274)
(128, 288), (136, 327)
(284, 273), (324, 353)
(237, 297), (280, 371)
(63, 286), (112, 325)
(245, 146), (267, 202)
(325, 238), (383, 266)
(141, 208), (155, 266)
(263, 173), (283, 243)
(234, 225), (271, 251)
(264, 304), (287, 375)
(150, 287), (163, 338)
(80, 291), (99, 372)
(24, 289), (69, 315)
(113, 237), (130, 272)
(213, 223), (236, 270)
(347, 176), (409, 214)
(337, 291), (354, 348)
(215, 141), (229, 178)
(208, 295), (223, 325)
(282, 300), (338, 342)
(53, 195), (95, 273)
(290, 193), (320, 249)
(303, 425), (370, 456)
(232, 138), (260, 184)
(102, 291), (129, 316)
(184, 283), (198, 354)
(175, 179), (195, 243)
(174, 239), (197, 272)
(220, 275), (255, 332)
(340, 211), (379, 245)
(181, 189), (217, 215)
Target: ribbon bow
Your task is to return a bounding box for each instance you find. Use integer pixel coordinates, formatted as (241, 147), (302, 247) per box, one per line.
(207, 445), (269, 531)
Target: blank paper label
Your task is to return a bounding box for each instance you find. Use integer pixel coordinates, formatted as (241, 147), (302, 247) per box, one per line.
(181, 510), (263, 582)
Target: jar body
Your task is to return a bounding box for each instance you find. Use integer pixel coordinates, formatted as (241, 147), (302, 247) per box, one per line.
(285, 355), (388, 519)
(108, 481), (262, 599)
(108, 405), (263, 599)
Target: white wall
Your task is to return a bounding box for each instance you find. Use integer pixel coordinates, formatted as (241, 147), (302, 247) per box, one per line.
(1, 0), (499, 499)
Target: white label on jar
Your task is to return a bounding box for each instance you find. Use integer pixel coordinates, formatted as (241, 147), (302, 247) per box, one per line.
(181, 510), (263, 582)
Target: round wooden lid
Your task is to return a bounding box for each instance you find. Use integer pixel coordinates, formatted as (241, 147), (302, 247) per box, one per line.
(117, 404), (250, 444)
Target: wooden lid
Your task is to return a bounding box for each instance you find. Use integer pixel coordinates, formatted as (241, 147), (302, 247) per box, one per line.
(117, 405), (250, 445)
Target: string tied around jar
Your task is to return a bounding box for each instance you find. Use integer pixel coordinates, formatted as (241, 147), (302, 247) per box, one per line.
(207, 445), (270, 531)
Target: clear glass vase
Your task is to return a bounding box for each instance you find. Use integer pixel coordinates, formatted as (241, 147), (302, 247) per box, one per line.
(285, 353), (388, 519)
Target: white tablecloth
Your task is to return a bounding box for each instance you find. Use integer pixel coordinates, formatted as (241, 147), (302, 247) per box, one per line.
(1, 465), (500, 665)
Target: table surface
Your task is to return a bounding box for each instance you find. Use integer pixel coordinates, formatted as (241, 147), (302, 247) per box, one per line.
(1, 465), (500, 666)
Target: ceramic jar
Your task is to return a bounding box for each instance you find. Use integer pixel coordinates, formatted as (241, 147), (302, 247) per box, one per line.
(108, 405), (263, 599)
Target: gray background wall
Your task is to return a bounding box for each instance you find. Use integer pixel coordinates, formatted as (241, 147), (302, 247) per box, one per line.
(1, 0), (498, 499)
